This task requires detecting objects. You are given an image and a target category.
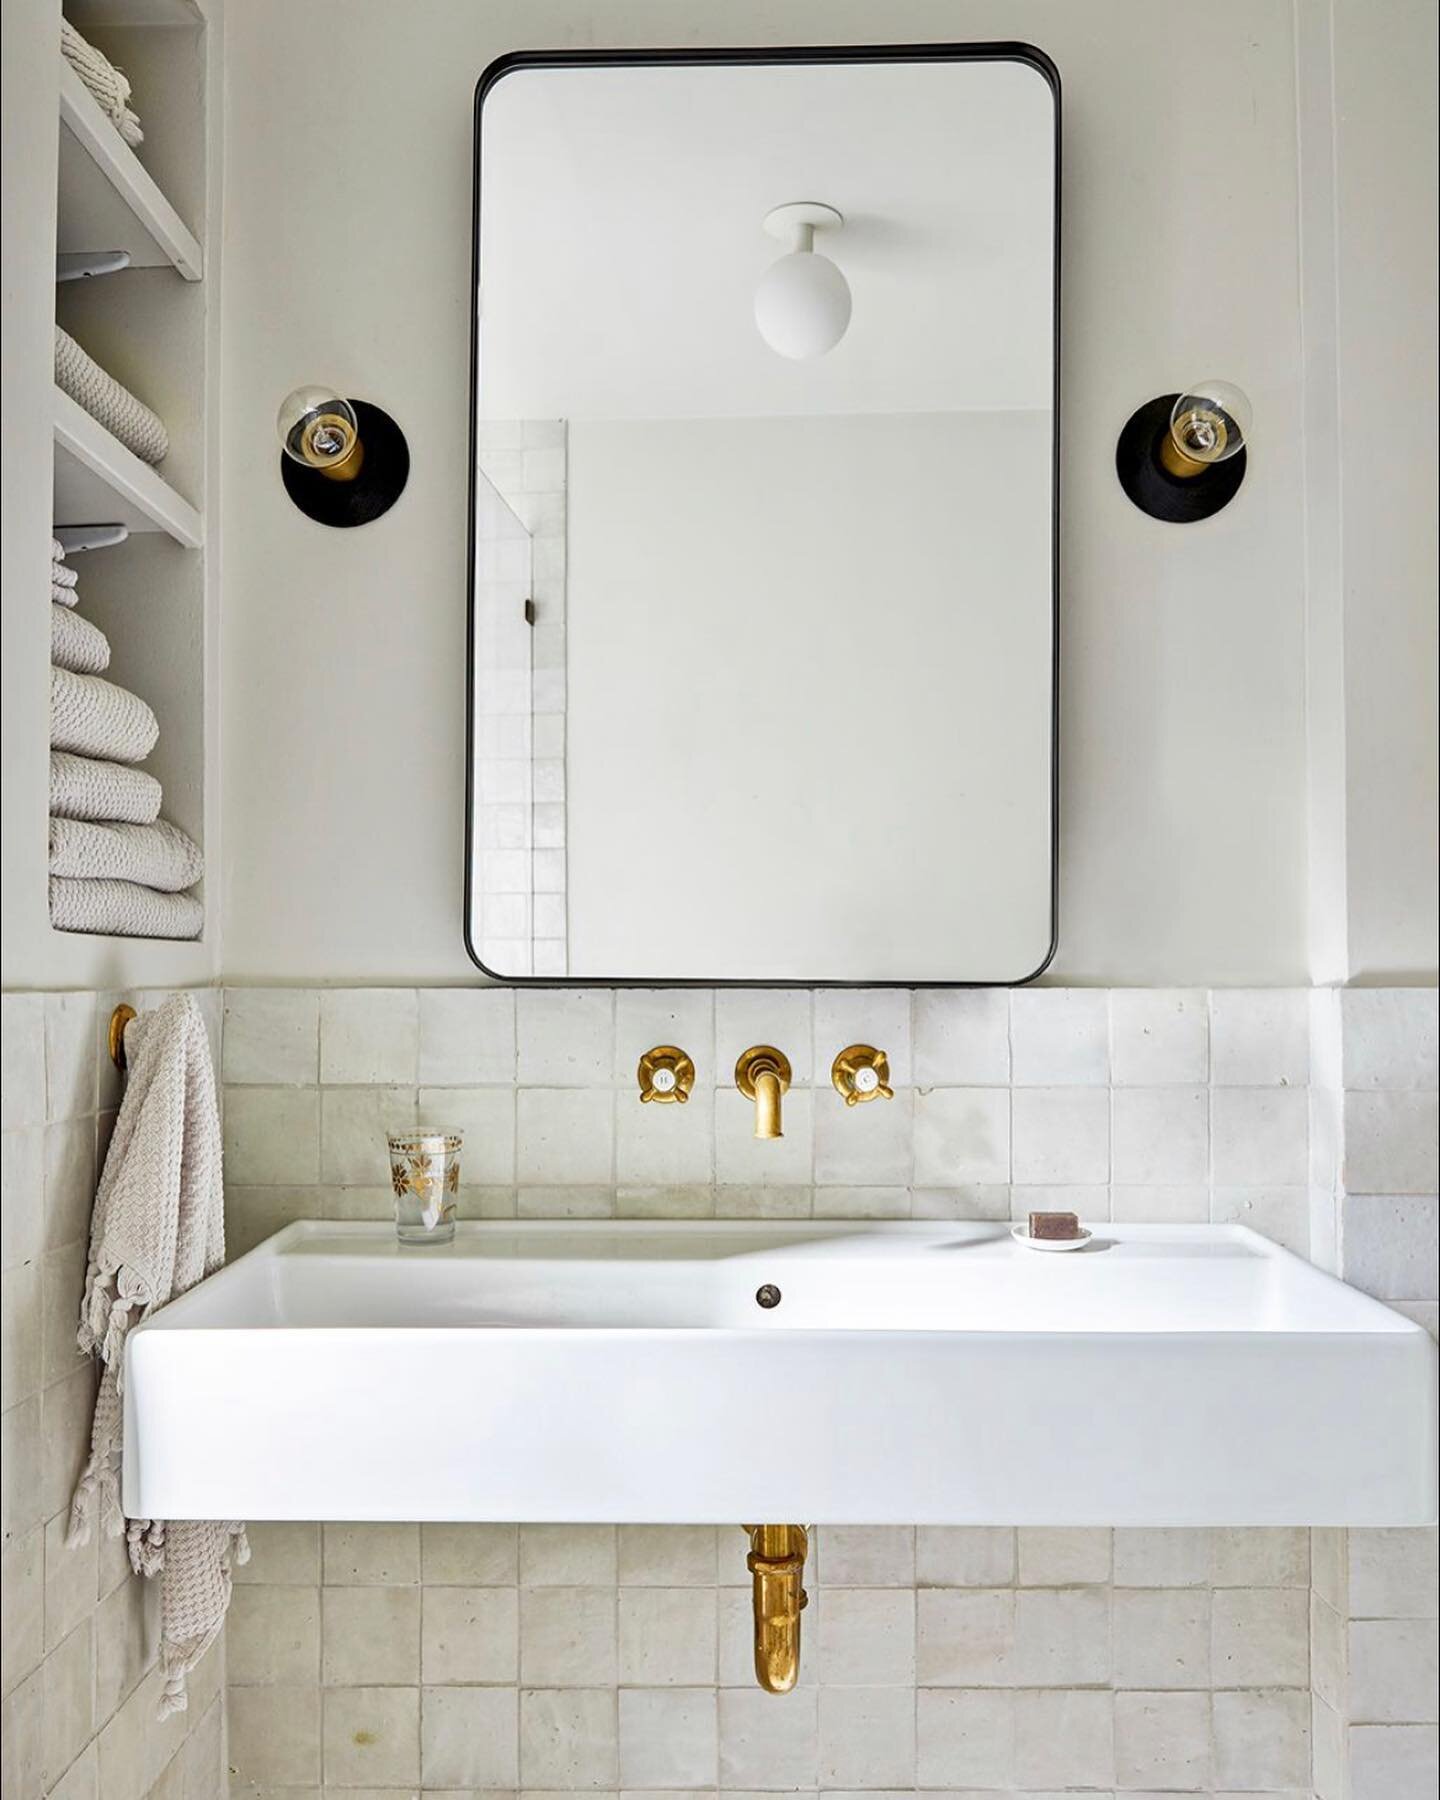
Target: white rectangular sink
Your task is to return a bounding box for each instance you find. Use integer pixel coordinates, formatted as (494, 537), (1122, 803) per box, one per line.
(123, 1221), (1437, 1525)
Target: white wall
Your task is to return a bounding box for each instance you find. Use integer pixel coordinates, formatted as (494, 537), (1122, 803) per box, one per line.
(1329, 0), (1439, 982)
(220, 0), (1317, 985)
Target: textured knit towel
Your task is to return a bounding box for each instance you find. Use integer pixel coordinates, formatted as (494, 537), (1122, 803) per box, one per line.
(53, 581), (80, 607)
(52, 549), (79, 588)
(67, 996), (243, 1718)
(52, 604), (111, 675)
(56, 327), (169, 464)
(51, 667), (159, 763)
(50, 751), (162, 825)
(61, 19), (144, 145)
(50, 817), (203, 892)
(49, 878), (203, 940)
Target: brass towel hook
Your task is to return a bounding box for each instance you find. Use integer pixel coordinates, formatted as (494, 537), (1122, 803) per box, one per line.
(108, 1003), (137, 1070)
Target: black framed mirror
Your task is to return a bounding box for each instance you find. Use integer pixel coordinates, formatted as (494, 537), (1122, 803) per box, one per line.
(467, 44), (1060, 984)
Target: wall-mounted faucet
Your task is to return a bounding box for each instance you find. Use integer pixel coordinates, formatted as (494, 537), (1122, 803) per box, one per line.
(735, 1045), (791, 1139)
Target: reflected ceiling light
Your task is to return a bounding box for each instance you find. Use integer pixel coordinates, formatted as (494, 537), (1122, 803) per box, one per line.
(753, 202), (851, 360)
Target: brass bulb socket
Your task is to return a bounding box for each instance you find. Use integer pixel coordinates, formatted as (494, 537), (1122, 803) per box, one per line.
(1157, 430), (1210, 480)
(315, 434), (365, 482)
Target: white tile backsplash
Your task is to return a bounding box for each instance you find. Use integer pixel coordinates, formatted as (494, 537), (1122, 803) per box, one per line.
(8, 981), (1432, 1800)
(1011, 987), (1110, 1084)
(1210, 988), (1311, 1086)
(1110, 987), (1210, 1084)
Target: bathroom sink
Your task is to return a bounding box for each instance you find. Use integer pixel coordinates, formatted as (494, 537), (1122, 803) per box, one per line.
(123, 1221), (1437, 1525)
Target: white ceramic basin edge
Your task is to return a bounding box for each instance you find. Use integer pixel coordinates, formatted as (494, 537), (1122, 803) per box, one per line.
(123, 1220), (1438, 1525)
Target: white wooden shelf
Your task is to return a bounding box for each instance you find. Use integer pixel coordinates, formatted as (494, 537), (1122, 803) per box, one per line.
(57, 57), (202, 281)
(53, 385), (202, 547)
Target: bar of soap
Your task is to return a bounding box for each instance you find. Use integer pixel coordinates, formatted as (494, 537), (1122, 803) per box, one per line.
(1028, 1210), (1082, 1241)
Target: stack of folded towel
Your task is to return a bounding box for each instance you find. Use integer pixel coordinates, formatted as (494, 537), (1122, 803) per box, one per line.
(49, 541), (204, 940)
(61, 18), (144, 146)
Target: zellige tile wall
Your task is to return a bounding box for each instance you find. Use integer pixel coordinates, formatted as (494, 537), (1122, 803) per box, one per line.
(222, 985), (1340, 1248)
(218, 981), (1437, 1798)
(1309, 989), (1439, 1800)
(1, 989), (226, 1800)
(5, 982), (1435, 1798)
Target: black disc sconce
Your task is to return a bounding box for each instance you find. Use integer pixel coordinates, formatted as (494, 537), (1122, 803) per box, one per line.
(1116, 380), (1251, 523)
(276, 385), (409, 527)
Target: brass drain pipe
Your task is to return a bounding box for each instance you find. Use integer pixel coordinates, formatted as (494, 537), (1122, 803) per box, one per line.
(743, 1524), (809, 1693)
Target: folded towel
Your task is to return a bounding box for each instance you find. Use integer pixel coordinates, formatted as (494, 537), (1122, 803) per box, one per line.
(56, 327), (169, 465)
(51, 667), (158, 763)
(61, 19), (144, 146)
(50, 817), (202, 892)
(49, 878), (203, 940)
(53, 582), (80, 607)
(50, 751), (162, 825)
(52, 554), (79, 588)
(67, 995), (243, 1724)
(52, 604), (111, 675)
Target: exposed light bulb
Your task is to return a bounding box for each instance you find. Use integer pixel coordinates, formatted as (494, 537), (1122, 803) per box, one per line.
(276, 384), (364, 481)
(754, 202), (851, 361)
(1164, 379), (1253, 476)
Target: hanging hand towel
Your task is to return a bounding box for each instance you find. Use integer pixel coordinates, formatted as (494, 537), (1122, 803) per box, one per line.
(52, 603), (111, 675)
(49, 877), (203, 940)
(56, 327), (169, 465)
(51, 667), (159, 763)
(50, 751), (162, 825)
(50, 817), (203, 892)
(67, 995), (242, 1717)
(61, 19), (144, 146)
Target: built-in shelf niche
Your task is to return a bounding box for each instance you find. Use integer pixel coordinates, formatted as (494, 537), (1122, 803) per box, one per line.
(50, 0), (213, 945)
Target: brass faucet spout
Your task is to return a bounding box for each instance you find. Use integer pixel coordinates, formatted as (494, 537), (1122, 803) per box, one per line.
(754, 1067), (784, 1139)
(735, 1047), (792, 1140)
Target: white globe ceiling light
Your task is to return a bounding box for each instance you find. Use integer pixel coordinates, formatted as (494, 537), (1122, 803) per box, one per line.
(754, 202), (851, 360)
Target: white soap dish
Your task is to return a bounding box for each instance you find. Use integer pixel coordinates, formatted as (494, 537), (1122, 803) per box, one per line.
(1011, 1223), (1093, 1253)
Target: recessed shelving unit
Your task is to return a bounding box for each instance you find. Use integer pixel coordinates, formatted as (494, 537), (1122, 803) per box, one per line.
(56, 57), (202, 280)
(40, 0), (218, 969)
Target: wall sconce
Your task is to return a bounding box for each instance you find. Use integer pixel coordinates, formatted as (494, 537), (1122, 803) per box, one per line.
(276, 384), (410, 527)
(1116, 380), (1252, 522)
(754, 202), (851, 360)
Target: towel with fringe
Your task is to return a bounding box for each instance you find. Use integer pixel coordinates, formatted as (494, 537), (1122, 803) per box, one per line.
(56, 327), (169, 465)
(51, 666), (158, 763)
(67, 995), (244, 1719)
(50, 751), (162, 825)
(49, 878), (202, 940)
(50, 817), (202, 892)
(61, 19), (144, 146)
(52, 604), (111, 675)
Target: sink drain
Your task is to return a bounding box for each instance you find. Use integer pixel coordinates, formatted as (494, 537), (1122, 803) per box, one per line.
(755, 1284), (782, 1309)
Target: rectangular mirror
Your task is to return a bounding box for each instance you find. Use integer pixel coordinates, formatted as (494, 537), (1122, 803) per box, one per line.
(468, 45), (1059, 984)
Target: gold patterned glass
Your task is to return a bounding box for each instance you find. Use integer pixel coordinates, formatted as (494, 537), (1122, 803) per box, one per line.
(387, 1131), (462, 1245)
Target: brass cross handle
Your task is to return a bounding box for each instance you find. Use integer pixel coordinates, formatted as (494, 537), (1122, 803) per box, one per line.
(636, 1045), (695, 1104)
(830, 1043), (893, 1106)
